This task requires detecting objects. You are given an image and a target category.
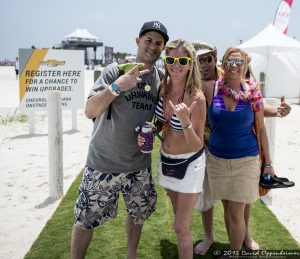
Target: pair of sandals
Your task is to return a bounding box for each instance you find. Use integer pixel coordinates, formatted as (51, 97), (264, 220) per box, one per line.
(260, 174), (295, 189)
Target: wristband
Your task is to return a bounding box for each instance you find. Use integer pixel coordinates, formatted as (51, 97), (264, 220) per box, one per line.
(111, 82), (121, 95)
(264, 164), (273, 168)
(182, 123), (192, 130)
(108, 84), (120, 96)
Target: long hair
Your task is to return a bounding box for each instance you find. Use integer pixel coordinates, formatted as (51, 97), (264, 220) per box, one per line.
(161, 39), (202, 96)
(244, 53), (252, 78)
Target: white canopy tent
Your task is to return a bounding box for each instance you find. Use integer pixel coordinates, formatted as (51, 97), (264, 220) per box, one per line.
(238, 24), (300, 98)
(64, 28), (98, 40)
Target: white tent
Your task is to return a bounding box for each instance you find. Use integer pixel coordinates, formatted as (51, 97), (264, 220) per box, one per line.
(238, 24), (300, 98)
(64, 28), (98, 40)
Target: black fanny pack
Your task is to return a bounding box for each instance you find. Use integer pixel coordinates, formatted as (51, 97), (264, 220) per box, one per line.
(161, 148), (204, 180)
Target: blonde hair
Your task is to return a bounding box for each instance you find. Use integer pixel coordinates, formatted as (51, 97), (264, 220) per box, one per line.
(161, 39), (202, 96)
(221, 47), (249, 76)
(244, 53), (253, 78)
(217, 66), (224, 78)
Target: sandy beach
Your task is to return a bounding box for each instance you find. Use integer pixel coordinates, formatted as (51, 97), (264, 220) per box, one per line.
(263, 102), (300, 242)
(0, 66), (299, 258)
(0, 67), (94, 259)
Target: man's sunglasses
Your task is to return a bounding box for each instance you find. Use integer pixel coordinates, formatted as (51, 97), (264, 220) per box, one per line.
(198, 55), (213, 64)
(164, 56), (192, 66)
(224, 58), (244, 68)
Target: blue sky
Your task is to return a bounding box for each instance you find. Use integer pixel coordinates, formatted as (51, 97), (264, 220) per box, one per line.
(1, 0), (299, 61)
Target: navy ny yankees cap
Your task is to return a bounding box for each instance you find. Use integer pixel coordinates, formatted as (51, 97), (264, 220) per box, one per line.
(139, 21), (169, 43)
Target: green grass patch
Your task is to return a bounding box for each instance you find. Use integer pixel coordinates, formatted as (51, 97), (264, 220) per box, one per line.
(25, 140), (299, 258)
(0, 109), (28, 125)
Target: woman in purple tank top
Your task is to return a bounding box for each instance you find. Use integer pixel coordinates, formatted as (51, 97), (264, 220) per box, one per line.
(202, 47), (275, 251)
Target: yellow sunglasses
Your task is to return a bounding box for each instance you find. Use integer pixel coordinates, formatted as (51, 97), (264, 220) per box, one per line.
(164, 56), (192, 66)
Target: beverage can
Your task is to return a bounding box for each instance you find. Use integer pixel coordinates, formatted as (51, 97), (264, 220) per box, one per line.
(140, 124), (154, 153)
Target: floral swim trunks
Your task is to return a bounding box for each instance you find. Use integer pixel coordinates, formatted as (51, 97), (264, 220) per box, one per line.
(74, 166), (157, 229)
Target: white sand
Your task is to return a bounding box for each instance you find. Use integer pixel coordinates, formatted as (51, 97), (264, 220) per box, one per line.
(262, 103), (300, 242)
(0, 67), (94, 259)
(0, 66), (299, 258)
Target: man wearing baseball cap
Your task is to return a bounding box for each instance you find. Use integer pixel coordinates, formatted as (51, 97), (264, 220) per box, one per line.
(71, 21), (168, 259)
(139, 21), (169, 44)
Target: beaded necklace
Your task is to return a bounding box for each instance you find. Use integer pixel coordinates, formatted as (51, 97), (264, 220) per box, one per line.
(162, 87), (185, 133)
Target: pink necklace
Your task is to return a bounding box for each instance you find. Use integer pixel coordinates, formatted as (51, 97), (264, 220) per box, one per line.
(218, 78), (250, 102)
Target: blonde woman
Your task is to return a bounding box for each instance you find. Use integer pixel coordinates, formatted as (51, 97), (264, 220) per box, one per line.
(154, 39), (206, 258)
(203, 47), (274, 250)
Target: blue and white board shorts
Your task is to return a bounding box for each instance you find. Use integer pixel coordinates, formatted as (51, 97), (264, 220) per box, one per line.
(74, 166), (157, 229)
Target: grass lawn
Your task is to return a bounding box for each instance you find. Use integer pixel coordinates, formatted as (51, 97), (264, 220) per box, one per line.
(25, 140), (299, 258)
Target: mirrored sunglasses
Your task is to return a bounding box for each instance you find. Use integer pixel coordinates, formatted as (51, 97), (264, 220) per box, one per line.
(198, 55), (213, 64)
(224, 58), (244, 68)
(164, 56), (192, 66)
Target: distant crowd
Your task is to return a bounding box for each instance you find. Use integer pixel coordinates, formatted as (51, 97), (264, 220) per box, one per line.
(0, 60), (16, 66)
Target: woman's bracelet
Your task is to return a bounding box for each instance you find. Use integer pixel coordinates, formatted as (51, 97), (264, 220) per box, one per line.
(264, 164), (273, 168)
(182, 123), (193, 130)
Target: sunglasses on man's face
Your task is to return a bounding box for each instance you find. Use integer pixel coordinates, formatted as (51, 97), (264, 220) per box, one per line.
(198, 55), (213, 64)
(164, 56), (192, 66)
(224, 58), (244, 68)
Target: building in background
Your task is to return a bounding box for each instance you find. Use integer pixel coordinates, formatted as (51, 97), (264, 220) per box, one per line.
(104, 46), (114, 64)
(60, 28), (103, 68)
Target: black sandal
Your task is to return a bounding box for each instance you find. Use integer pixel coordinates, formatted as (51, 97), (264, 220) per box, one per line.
(260, 175), (295, 189)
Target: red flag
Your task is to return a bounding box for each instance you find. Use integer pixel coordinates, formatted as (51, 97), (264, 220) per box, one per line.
(274, 0), (293, 34)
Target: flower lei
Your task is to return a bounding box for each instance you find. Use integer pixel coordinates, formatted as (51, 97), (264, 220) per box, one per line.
(218, 77), (264, 112)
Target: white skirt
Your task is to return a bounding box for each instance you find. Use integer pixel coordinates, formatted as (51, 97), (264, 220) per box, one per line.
(194, 166), (216, 212)
(157, 149), (206, 193)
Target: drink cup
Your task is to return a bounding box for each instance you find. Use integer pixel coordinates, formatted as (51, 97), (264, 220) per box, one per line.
(140, 124), (154, 153)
